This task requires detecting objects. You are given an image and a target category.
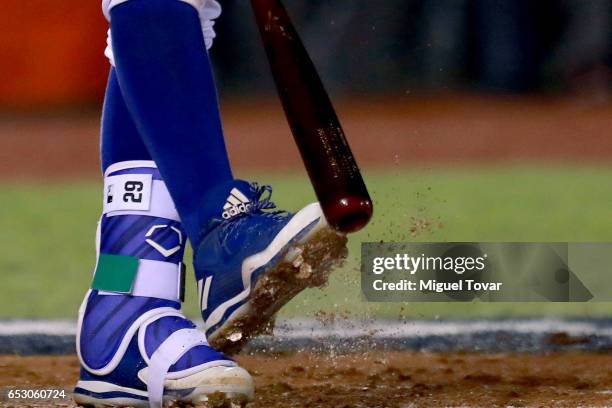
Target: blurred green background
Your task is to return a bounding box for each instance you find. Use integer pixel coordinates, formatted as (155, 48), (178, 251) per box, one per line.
(3, 166), (611, 319)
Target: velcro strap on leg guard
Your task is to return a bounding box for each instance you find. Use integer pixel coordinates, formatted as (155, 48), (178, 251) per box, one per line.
(91, 254), (139, 293)
(147, 328), (208, 408)
(93, 255), (185, 302)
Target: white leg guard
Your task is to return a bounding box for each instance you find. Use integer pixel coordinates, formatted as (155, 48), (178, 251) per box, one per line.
(101, 0), (222, 66)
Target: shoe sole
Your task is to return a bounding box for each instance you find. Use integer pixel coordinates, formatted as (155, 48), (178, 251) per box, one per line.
(207, 225), (348, 354)
(74, 365), (254, 407)
(74, 389), (251, 407)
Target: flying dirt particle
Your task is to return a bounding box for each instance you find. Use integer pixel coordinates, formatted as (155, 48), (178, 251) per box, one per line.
(227, 331), (243, 343)
(259, 319), (275, 336)
(313, 310), (339, 326)
(409, 216), (441, 237)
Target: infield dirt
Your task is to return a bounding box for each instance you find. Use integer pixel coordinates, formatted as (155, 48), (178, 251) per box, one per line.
(1, 352), (612, 407)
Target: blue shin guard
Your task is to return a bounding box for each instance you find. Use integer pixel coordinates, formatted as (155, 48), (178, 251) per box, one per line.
(74, 162), (253, 408)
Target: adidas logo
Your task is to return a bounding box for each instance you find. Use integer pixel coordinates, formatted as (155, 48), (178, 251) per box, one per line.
(222, 188), (252, 219)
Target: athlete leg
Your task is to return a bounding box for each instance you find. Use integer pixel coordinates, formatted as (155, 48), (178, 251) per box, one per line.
(106, 0), (347, 354)
(74, 64), (252, 407)
(109, 0), (232, 246)
(100, 69), (151, 170)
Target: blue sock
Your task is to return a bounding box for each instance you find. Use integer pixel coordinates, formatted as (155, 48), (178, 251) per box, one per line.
(96, 68), (188, 305)
(101, 69), (151, 171)
(110, 0), (234, 245)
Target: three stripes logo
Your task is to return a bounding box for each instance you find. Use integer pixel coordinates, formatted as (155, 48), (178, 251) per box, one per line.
(222, 188), (252, 219)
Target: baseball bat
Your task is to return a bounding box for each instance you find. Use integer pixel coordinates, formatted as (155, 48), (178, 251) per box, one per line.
(250, 0), (373, 233)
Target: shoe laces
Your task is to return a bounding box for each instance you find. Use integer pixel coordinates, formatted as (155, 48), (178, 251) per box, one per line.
(210, 183), (286, 228)
(208, 183), (287, 249)
(249, 183), (285, 216)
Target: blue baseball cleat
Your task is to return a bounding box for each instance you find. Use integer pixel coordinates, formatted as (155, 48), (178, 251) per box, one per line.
(194, 181), (348, 354)
(74, 291), (253, 408)
(74, 162), (253, 407)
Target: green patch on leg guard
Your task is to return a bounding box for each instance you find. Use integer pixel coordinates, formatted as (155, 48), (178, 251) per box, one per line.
(92, 254), (139, 293)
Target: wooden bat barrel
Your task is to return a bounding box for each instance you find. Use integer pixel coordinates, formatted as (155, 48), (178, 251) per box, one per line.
(250, 0), (373, 233)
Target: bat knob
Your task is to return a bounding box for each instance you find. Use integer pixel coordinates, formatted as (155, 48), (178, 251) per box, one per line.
(323, 195), (373, 234)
